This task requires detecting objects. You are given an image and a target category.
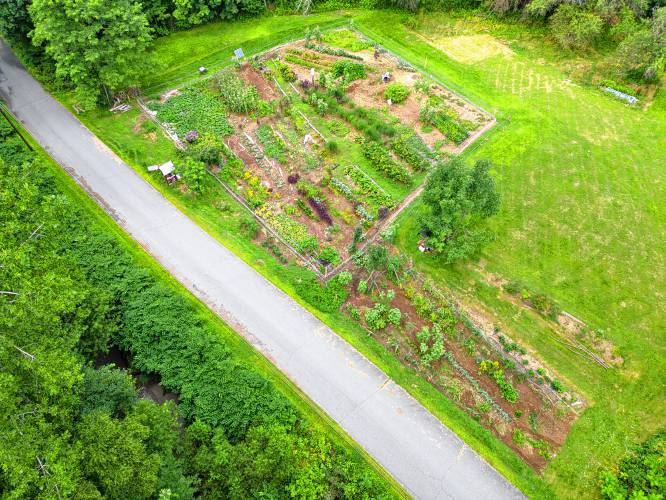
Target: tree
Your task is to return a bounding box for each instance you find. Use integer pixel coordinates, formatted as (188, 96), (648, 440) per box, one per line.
(0, 0), (32, 41)
(614, 7), (666, 81)
(77, 410), (160, 499)
(29, 0), (153, 109)
(77, 365), (137, 418)
(420, 158), (500, 263)
(550, 4), (604, 50)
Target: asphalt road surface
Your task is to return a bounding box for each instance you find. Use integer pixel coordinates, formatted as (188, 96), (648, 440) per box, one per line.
(0, 41), (525, 500)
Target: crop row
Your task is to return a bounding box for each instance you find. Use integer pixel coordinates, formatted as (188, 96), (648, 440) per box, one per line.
(361, 140), (411, 184)
(256, 205), (318, 253)
(284, 54), (330, 72)
(304, 41), (363, 61)
(343, 165), (394, 208)
(255, 125), (287, 164)
(391, 132), (433, 172)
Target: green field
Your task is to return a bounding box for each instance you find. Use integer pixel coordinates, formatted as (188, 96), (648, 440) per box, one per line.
(66, 10), (666, 498)
(371, 11), (665, 499)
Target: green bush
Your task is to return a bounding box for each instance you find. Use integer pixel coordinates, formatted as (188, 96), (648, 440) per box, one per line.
(384, 82), (410, 104)
(318, 246), (340, 266)
(600, 431), (666, 499)
(296, 273), (349, 313)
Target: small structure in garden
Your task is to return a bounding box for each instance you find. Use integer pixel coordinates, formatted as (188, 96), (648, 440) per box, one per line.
(382, 72), (391, 83)
(198, 66), (207, 74)
(147, 160), (180, 184)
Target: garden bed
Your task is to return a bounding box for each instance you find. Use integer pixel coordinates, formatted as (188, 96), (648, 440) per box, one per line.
(143, 28), (492, 277)
(340, 244), (581, 470)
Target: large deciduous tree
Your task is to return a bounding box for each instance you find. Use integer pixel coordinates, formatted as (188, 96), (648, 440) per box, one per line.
(420, 158), (500, 263)
(29, 0), (153, 109)
(550, 4), (604, 50)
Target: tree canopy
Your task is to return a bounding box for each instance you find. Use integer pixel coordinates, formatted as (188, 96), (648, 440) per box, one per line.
(29, 0), (153, 108)
(420, 158), (500, 263)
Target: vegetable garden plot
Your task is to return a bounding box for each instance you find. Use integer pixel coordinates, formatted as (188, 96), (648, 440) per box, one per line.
(144, 28), (492, 276)
(341, 246), (581, 470)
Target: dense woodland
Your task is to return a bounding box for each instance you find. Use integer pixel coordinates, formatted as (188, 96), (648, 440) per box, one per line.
(0, 118), (392, 498)
(0, 0), (663, 107)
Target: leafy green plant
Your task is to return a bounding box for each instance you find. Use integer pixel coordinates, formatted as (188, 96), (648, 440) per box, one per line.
(600, 432), (666, 499)
(391, 131), (432, 171)
(419, 105), (468, 145)
(513, 429), (527, 447)
(361, 140), (411, 184)
(344, 165), (393, 208)
(318, 246), (340, 266)
(384, 82), (410, 104)
(255, 124), (287, 164)
(276, 60), (296, 82)
(296, 273), (349, 312)
(331, 60), (366, 82)
(179, 157), (207, 194)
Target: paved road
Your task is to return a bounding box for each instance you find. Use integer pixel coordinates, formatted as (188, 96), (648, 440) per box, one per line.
(0, 41), (524, 500)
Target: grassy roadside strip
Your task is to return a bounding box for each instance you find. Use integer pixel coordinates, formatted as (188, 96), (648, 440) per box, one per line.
(0, 103), (408, 499)
(51, 21), (551, 497)
(141, 14), (349, 95)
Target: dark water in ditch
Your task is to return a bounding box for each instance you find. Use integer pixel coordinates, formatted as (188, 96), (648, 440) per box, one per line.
(96, 346), (178, 405)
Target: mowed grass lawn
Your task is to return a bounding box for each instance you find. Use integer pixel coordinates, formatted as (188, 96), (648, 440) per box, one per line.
(356, 11), (665, 498)
(78, 10), (664, 498)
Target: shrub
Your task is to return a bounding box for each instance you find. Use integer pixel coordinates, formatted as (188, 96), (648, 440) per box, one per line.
(188, 133), (224, 165)
(239, 216), (259, 239)
(600, 432), (666, 499)
(384, 82), (410, 104)
(296, 273), (348, 312)
(179, 157), (207, 194)
(357, 280), (368, 294)
(365, 303), (388, 330)
(531, 292), (560, 320)
(318, 246), (340, 266)
(287, 173), (300, 184)
(550, 4), (603, 50)
(336, 271), (353, 286)
(325, 140), (339, 153)
(387, 308), (402, 326)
